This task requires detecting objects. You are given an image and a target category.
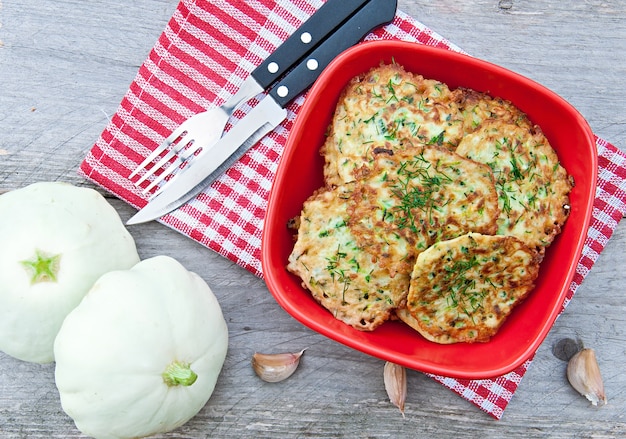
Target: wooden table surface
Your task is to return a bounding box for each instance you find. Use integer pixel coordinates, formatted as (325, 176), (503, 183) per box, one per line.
(1, 1), (625, 437)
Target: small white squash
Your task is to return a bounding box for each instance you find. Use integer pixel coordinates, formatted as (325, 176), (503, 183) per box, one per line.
(0, 182), (140, 363)
(54, 255), (229, 439)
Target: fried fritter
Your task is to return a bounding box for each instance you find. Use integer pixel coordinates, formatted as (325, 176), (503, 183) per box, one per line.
(287, 185), (410, 331)
(321, 63), (466, 186)
(455, 119), (573, 251)
(397, 233), (541, 343)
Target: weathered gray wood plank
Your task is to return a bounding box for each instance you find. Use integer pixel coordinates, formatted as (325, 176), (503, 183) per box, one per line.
(1, 0), (624, 437)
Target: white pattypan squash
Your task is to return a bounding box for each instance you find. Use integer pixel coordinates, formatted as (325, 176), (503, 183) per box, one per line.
(54, 255), (229, 439)
(0, 182), (140, 363)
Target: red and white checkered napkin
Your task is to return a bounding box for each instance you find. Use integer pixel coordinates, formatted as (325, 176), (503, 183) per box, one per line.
(79, 0), (626, 419)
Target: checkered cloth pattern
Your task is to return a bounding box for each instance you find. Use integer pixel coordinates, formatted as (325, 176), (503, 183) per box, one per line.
(79, 0), (626, 419)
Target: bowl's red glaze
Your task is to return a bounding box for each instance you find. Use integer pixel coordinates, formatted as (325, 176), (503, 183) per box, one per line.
(262, 41), (597, 379)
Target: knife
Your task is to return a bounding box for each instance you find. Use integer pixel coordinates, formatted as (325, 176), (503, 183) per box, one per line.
(131, 0), (371, 187)
(127, 0), (398, 225)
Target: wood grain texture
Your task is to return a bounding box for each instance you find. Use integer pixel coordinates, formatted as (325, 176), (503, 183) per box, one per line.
(1, 0), (625, 437)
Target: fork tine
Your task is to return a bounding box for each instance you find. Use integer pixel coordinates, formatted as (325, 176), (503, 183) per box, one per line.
(134, 147), (179, 186)
(128, 146), (165, 179)
(133, 131), (194, 187)
(141, 159), (182, 194)
(148, 170), (182, 199)
(128, 124), (188, 179)
(142, 139), (204, 194)
(140, 141), (204, 192)
(129, 109), (226, 196)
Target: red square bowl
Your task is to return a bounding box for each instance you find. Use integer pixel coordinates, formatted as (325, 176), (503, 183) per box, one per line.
(261, 40), (597, 379)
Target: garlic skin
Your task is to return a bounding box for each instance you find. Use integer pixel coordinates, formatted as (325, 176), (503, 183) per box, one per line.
(384, 361), (407, 417)
(251, 350), (305, 383)
(567, 348), (607, 406)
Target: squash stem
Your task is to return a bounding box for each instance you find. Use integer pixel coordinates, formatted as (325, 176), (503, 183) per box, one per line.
(20, 249), (62, 284)
(162, 360), (198, 387)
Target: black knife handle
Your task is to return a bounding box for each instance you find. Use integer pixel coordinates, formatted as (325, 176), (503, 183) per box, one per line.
(250, 0), (370, 90)
(268, 0), (397, 108)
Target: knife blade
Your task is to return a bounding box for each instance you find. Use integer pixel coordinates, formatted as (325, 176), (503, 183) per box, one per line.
(127, 0), (398, 225)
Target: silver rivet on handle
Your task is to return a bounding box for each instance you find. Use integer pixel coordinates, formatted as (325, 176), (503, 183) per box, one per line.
(277, 85), (289, 98)
(268, 62), (279, 74)
(300, 32), (312, 44)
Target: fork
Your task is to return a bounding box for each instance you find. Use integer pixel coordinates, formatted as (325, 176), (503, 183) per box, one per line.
(128, 77), (262, 194)
(127, 0), (371, 195)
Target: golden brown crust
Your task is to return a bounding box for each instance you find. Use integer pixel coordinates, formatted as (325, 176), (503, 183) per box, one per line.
(347, 144), (500, 278)
(399, 233), (541, 343)
(455, 119), (573, 251)
(321, 63), (466, 186)
(287, 185), (410, 331)
(456, 88), (534, 134)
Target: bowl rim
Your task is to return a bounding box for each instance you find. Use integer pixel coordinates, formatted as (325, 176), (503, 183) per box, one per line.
(262, 40), (598, 379)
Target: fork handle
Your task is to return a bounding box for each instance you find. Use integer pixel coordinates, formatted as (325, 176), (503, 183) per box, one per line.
(268, 0), (397, 108)
(250, 0), (370, 89)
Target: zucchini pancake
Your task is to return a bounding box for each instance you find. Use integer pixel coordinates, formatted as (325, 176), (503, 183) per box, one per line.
(397, 233), (541, 344)
(287, 185), (411, 331)
(455, 120), (573, 252)
(287, 63), (572, 342)
(321, 63), (466, 186)
(347, 144), (499, 278)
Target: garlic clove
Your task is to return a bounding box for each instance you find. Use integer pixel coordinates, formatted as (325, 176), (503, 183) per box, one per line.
(251, 349), (305, 383)
(566, 348), (607, 406)
(384, 361), (407, 417)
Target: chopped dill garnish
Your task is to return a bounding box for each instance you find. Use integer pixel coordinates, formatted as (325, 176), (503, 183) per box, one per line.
(389, 153), (453, 233)
(325, 245), (351, 303)
(441, 253), (488, 322)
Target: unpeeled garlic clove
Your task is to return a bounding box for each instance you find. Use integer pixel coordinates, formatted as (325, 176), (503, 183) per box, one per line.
(251, 349), (305, 383)
(566, 348), (607, 406)
(384, 361), (407, 417)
